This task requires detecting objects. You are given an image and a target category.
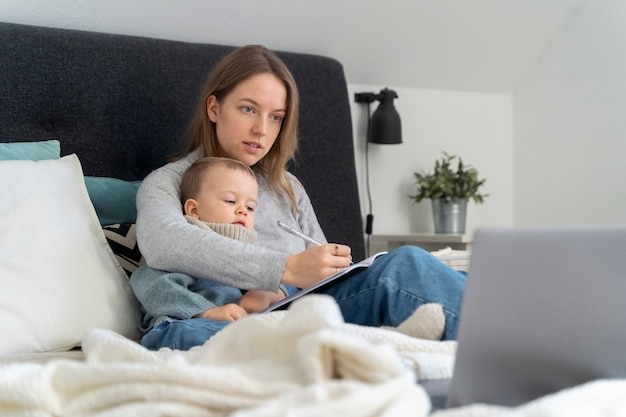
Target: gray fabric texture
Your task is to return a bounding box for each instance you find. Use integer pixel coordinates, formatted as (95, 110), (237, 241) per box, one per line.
(185, 216), (257, 244)
(136, 151), (327, 291)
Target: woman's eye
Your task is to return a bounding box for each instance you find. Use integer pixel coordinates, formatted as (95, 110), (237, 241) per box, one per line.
(242, 106), (254, 114)
(271, 114), (283, 123)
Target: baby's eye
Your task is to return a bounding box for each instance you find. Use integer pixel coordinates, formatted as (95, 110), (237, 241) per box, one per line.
(246, 205), (255, 212)
(224, 199), (236, 205)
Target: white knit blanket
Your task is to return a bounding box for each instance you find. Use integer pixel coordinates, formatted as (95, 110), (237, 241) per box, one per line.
(0, 295), (455, 416)
(432, 380), (626, 417)
(1, 295), (623, 416)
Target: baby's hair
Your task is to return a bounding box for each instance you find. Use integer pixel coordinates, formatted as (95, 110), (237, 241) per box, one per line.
(180, 157), (256, 204)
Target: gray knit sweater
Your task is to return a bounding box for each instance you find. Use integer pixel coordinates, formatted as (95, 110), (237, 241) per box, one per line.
(136, 150), (327, 292)
(185, 216), (257, 243)
(131, 216), (267, 332)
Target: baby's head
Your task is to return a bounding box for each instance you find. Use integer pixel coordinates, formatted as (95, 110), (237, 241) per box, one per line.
(181, 157), (258, 230)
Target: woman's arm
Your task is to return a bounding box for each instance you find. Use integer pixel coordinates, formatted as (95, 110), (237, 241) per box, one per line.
(136, 154), (352, 290)
(136, 154), (288, 291)
(276, 175), (353, 288)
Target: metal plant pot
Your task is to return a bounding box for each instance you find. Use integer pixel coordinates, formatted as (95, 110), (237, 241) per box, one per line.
(432, 198), (467, 234)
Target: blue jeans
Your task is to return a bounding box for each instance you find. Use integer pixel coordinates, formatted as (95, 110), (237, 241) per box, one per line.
(140, 246), (466, 350)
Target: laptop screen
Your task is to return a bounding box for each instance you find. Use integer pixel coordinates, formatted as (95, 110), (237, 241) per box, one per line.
(448, 225), (626, 407)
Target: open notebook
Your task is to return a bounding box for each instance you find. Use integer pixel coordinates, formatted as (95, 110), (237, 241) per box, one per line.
(260, 251), (387, 313)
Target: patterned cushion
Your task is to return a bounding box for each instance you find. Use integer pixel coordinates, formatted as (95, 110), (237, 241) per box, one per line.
(102, 224), (145, 277)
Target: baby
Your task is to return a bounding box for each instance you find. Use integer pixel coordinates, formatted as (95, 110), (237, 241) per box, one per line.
(180, 156), (287, 320)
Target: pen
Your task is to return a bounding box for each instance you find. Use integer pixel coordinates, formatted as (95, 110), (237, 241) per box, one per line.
(277, 220), (322, 246)
(278, 221), (354, 265)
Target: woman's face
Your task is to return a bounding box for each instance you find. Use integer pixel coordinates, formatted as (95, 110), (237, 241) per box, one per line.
(207, 73), (287, 167)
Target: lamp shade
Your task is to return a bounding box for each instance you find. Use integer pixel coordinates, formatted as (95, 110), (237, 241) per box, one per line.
(368, 88), (402, 144)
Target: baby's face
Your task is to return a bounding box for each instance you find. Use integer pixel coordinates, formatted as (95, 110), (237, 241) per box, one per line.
(191, 166), (258, 229)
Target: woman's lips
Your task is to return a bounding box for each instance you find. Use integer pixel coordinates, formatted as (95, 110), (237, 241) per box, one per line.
(243, 141), (263, 154)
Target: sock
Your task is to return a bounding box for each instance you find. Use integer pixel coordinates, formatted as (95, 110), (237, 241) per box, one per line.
(385, 303), (446, 340)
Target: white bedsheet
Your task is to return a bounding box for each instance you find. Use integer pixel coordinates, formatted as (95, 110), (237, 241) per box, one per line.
(2, 295), (622, 416)
(0, 295), (455, 416)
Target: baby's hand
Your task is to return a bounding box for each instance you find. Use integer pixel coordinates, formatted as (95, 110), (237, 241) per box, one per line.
(239, 289), (285, 313)
(193, 303), (247, 321)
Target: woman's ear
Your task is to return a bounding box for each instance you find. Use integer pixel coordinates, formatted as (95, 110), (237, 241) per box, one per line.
(184, 198), (200, 218)
(206, 95), (219, 122)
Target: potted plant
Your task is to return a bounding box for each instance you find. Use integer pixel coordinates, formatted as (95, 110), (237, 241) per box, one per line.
(409, 151), (488, 234)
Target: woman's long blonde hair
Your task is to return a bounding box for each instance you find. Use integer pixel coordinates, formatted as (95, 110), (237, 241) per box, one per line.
(183, 45), (300, 209)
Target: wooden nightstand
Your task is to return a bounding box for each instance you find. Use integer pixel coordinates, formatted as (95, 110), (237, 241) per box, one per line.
(370, 233), (472, 253)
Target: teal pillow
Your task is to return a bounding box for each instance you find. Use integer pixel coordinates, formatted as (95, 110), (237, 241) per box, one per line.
(0, 141), (139, 226)
(84, 177), (141, 226)
(0, 140), (61, 160)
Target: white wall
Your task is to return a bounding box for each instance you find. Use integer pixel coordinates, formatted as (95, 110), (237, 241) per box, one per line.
(0, 1), (517, 241)
(349, 85), (514, 237)
(514, 0), (626, 226)
(15, 1), (626, 239)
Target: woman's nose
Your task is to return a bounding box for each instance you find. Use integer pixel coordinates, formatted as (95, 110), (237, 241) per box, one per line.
(252, 117), (268, 135)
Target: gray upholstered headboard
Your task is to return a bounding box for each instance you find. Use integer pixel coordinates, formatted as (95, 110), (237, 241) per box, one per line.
(0, 22), (365, 260)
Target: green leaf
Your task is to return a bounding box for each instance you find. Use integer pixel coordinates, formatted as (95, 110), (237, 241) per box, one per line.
(408, 151), (489, 204)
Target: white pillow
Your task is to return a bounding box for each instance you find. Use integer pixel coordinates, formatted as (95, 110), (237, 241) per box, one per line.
(0, 154), (141, 354)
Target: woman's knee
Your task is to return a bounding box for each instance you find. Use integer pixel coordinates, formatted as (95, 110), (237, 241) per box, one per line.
(372, 245), (443, 281)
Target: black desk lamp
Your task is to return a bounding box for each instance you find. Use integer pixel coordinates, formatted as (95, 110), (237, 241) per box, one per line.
(355, 88), (402, 256)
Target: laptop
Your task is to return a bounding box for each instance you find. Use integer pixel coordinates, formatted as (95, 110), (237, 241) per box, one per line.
(443, 225), (626, 408)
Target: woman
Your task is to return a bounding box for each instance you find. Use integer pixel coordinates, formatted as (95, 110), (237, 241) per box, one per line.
(133, 45), (465, 350)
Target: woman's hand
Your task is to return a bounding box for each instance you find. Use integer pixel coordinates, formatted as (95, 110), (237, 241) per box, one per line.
(281, 243), (352, 288)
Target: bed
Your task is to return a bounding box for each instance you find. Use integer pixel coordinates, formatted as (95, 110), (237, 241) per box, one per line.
(0, 22), (617, 416)
(0, 21), (458, 415)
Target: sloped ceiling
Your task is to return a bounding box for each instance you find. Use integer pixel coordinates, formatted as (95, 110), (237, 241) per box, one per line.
(214, 0), (586, 92)
(232, 0), (586, 93)
(1, 0), (585, 92)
